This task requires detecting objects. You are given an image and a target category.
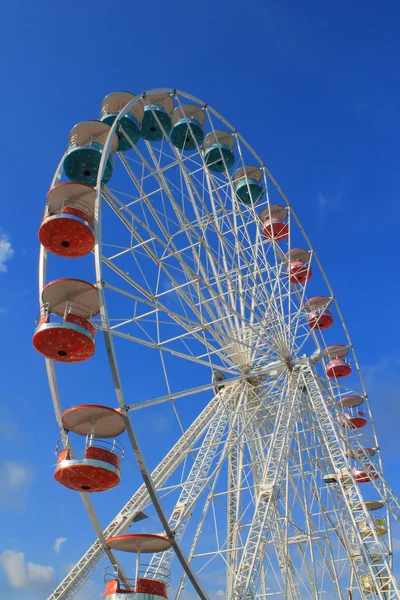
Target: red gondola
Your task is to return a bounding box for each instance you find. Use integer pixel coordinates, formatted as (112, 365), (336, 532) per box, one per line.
(286, 249), (312, 284)
(325, 345), (352, 379)
(39, 183), (96, 258)
(33, 279), (99, 362)
(54, 405), (126, 493)
(304, 296), (333, 330)
(260, 205), (288, 241)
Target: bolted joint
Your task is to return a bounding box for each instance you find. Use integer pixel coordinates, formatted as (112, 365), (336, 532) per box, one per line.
(259, 483), (280, 503)
(174, 501), (188, 516)
(212, 370), (226, 395)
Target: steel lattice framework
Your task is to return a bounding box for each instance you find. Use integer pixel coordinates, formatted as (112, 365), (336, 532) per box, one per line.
(38, 88), (400, 600)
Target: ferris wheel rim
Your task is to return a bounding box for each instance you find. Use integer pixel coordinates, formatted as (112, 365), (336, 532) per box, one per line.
(93, 88), (386, 589)
(38, 87), (392, 599)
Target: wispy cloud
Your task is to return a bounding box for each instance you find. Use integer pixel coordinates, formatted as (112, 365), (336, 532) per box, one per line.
(317, 193), (329, 226)
(317, 191), (343, 227)
(0, 460), (35, 512)
(0, 413), (18, 440)
(0, 233), (14, 273)
(317, 192), (329, 211)
(54, 537), (67, 554)
(0, 549), (55, 591)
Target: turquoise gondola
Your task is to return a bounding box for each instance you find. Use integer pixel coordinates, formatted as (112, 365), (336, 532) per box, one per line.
(171, 104), (205, 151)
(233, 166), (264, 205)
(100, 92), (144, 151)
(63, 121), (118, 186)
(141, 93), (174, 142)
(204, 130), (235, 172)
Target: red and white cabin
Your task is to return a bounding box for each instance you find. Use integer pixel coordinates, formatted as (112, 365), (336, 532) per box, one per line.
(338, 395), (367, 428)
(285, 248), (312, 284)
(103, 577), (136, 599)
(32, 278), (100, 362)
(54, 405), (126, 493)
(105, 534), (172, 600)
(260, 205), (288, 241)
(39, 182), (96, 258)
(352, 466), (379, 483)
(325, 345), (352, 379)
(304, 296), (333, 330)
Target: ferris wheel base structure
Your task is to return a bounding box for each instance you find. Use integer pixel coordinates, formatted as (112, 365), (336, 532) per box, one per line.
(34, 88), (400, 600)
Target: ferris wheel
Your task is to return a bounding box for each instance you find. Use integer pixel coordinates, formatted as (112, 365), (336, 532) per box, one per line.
(34, 88), (400, 600)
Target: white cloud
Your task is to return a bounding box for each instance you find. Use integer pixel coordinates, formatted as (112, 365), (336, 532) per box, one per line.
(0, 460), (35, 512)
(54, 537), (67, 554)
(0, 234), (14, 273)
(0, 550), (55, 590)
(28, 561), (55, 586)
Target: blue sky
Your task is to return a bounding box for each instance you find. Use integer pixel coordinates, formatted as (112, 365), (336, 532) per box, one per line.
(1, 0), (400, 598)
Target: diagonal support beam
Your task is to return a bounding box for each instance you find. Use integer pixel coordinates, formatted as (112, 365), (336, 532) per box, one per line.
(231, 369), (302, 600)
